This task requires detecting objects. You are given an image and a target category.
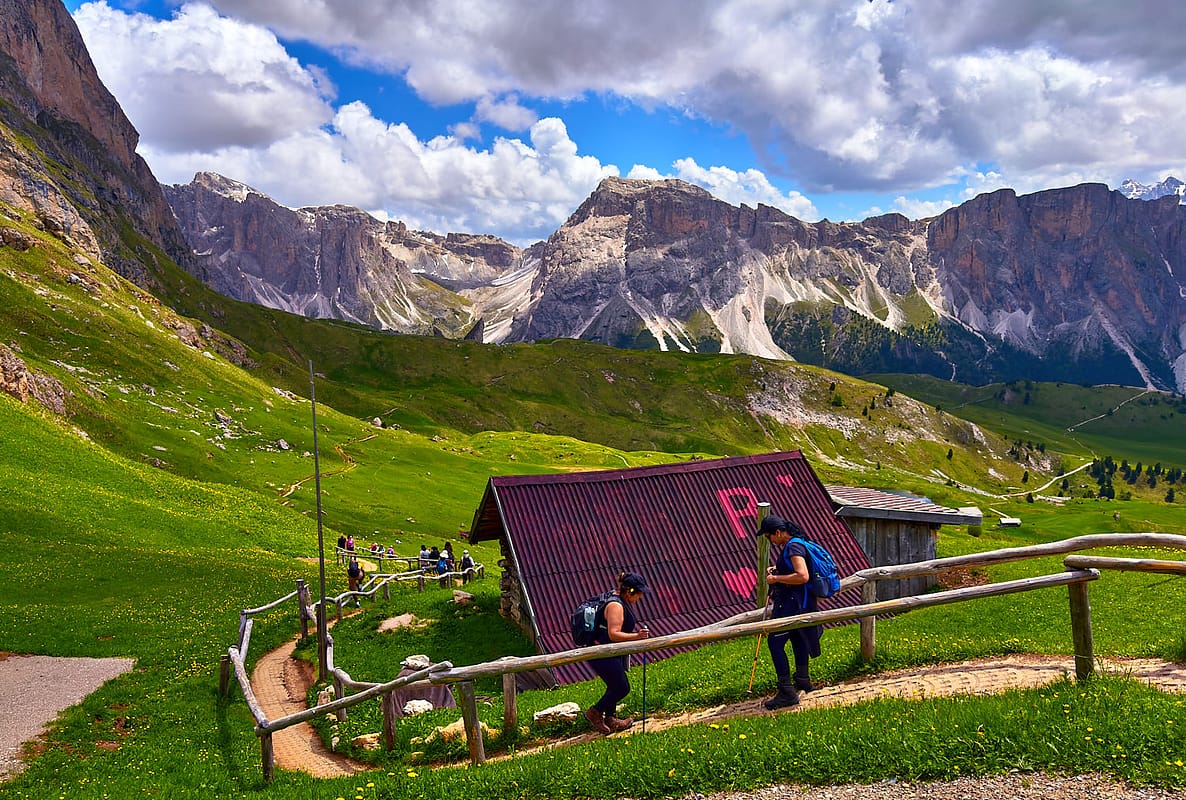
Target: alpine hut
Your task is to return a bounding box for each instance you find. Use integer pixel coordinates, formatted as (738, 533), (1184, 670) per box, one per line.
(826, 485), (983, 600)
(468, 450), (870, 685)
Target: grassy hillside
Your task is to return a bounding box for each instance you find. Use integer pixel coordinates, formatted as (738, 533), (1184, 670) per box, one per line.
(3, 193), (1186, 800)
(871, 373), (1186, 470)
(3, 380), (1185, 798)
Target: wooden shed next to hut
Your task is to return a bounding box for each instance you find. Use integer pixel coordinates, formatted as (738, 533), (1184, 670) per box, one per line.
(826, 485), (983, 600)
(469, 450), (870, 686)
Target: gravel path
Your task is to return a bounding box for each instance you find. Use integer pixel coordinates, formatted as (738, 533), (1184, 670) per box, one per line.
(0, 652), (135, 780)
(701, 772), (1183, 799)
(250, 638), (369, 778)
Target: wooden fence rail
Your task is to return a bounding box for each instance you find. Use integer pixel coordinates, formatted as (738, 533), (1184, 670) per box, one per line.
(708, 532), (1186, 661)
(224, 532), (1186, 781)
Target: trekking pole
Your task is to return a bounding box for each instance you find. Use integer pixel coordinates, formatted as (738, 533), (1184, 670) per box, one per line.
(746, 601), (770, 694)
(641, 648), (648, 733)
(638, 616), (650, 733)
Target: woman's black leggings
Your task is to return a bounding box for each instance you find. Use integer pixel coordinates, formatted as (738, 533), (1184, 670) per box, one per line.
(589, 655), (631, 715)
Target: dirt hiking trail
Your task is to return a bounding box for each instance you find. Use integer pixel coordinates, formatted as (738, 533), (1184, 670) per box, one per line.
(248, 641), (1186, 779)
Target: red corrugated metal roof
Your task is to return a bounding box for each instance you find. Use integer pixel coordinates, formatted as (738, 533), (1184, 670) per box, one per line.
(470, 451), (870, 684)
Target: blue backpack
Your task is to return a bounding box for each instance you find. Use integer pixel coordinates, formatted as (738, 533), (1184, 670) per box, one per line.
(793, 537), (841, 598)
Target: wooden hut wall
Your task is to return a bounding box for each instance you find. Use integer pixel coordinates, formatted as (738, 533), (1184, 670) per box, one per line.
(845, 517), (938, 600)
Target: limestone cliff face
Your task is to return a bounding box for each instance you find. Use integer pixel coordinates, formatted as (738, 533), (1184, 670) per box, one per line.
(165, 170), (1186, 391)
(508, 177), (1186, 390)
(929, 184), (1186, 388)
(164, 173), (521, 335)
(509, 177), (930, 361)
(0, 0), (191, 284)
(0, 0), (137, 166)
(162, 166), (1186, 390)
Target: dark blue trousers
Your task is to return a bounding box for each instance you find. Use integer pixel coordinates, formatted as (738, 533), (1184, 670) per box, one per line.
(589, 655), (631, 715)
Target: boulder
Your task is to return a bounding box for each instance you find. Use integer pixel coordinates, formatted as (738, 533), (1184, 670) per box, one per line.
(402, 699), (433, 715)
(400, 653), (431, 669)
(532, 702), (582, 724)
(351, 732), (381, 750)
(428, 717), (495, 743)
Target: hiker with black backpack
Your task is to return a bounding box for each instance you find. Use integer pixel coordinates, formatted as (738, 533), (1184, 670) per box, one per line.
(346, 557), (365, 608)
(577, 572), (652, 734)
(757, 514), (823, 710)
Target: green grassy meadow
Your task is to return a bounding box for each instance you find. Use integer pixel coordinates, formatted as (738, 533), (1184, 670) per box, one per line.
(1, 203), (1186, 799)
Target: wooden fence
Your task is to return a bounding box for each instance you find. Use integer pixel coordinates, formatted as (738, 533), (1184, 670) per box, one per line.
(222, 532), (1186, 781)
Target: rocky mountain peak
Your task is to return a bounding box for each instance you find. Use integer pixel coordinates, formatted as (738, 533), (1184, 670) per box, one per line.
(0, 0), (138, 168)
(187, 171), (262, 203)
(1120, 176), (1185, 203)
(564, 176), (718, 225)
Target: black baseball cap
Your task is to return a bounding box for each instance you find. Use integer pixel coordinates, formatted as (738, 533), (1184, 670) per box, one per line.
(621, 572), (652, 595)
(757, 514), (804, 537)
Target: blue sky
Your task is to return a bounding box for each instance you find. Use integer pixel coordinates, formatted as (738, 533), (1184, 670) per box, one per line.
(66, 0), (1186, 246)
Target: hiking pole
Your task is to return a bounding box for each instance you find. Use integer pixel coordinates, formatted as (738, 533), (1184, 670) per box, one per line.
(640, 623), (649, 733)
(746, 601), (770, 694)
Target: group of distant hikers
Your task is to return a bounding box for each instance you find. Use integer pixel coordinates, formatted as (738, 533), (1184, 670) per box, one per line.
(338, 535), (479, 607)
(574, 511), (828, 734)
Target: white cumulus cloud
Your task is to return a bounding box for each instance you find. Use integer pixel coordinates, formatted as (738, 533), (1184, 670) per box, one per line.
(74, 1), (334, 152)
(197, 0), (1186, 196)
(73, 0), (1186, 239)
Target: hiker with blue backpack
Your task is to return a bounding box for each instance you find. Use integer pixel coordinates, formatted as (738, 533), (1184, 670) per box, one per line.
(758, 514), (826, 710)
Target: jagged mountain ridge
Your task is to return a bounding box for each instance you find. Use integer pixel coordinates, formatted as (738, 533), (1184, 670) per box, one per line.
(164, 172), (521, 336)
(168, 172), (1186, 393)
(3, 0), (1182, 394)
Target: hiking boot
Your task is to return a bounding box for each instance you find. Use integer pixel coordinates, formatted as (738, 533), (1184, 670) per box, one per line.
(763, 677), (800, 710)
(793, 675), (815, 692)
(584, 707), (611, 734)
(606, 715), (634, 731)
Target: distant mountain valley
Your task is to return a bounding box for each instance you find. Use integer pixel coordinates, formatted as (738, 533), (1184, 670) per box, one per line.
(165, 172), (1186, 393)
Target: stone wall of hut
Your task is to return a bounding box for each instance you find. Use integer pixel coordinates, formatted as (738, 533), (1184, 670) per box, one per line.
(496, 538), (533, 638)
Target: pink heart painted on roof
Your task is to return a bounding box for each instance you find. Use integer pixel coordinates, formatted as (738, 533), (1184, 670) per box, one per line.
(722, 567), (757, 600)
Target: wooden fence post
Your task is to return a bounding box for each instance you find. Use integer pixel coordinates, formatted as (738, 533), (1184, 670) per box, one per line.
(218, 654), (231, 698)
(383, 580), (390, 601)
(1068, 581), (1094, 680)
(297, 580), (309, 638)
(859, 581), (878, 662)
(333, 672), (347, 721)
(261, 731), (274, 783)
(502, 670), (518, 732)
(455, 681), (486, 765)
(382, 692), (397, 751)
(417, 574), (425, 592)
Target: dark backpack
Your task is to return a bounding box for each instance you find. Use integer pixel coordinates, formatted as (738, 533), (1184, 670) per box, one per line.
(792, 537), (841, 598)
(570, 591), (617, 647)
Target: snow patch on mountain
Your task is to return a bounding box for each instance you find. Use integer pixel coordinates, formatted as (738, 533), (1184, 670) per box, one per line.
(1119, 176), (1185, 203)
